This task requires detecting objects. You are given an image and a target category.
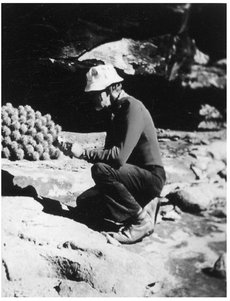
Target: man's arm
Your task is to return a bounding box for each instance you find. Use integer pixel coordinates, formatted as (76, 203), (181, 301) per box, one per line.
(82, 101), (144, 167)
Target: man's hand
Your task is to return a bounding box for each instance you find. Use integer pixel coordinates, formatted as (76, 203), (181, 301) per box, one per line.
(57, 137), (84, 158)
(71, 142), (84, 158)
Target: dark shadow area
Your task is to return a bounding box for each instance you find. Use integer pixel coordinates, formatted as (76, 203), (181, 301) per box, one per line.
(36, 195), (121, 232)
(2, 3), (226, 132)
(1, 169), (38, 198)
(1, 169), (119, 232)
(202, 267), (226, 279)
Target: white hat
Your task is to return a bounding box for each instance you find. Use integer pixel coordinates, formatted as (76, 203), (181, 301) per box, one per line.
(85, 64), (124, 92)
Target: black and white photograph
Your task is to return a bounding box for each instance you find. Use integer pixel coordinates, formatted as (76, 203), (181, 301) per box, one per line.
(1, 1), (227, 298)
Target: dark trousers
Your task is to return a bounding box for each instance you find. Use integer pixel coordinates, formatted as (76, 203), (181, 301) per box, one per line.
(77, 162), (166, 223)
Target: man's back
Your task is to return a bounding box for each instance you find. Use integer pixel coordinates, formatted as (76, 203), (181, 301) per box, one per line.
(108, 94), (163, 168)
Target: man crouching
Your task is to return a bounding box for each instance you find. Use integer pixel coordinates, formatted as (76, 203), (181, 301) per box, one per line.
(63, 64), (166, 244)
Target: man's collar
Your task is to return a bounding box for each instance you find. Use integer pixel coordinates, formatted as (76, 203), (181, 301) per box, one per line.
(118, 90), (129, 100)
(111, 90), (129, 113)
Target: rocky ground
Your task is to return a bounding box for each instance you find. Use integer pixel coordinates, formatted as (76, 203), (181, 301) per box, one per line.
(1, 129), (226, 297)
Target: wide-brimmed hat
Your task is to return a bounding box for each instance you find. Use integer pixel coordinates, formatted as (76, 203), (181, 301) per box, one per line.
(85, 64), (124, 92)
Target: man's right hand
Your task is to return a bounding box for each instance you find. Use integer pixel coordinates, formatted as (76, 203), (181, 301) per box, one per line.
(57, 137), (84, 158)
(57, 136), (73, 157)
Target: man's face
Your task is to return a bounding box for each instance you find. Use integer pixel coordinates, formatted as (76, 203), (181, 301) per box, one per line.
(89, 90), (111, 111)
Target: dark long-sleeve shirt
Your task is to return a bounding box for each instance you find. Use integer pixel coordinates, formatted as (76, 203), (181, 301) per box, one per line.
(82, 92), (163, 169)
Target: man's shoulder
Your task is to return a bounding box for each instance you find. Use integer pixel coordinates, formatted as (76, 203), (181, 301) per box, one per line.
(119, 94), (143, 111)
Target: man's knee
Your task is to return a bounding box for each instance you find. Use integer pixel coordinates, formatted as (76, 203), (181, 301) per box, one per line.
(91, 162), (114, 184)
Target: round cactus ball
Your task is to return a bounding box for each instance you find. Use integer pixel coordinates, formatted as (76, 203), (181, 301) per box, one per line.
(3, 136), (12, 147)
(49, 128), (57, 139)
(11, 130), (21, 141)
(14, 108), (19, 116)
(32, 151), (40, 161)
(40, 126), (48, 136)
(45, 133), (54, 144)
(25, 105), (33, 112)
(34, 144), (44, 155)
(35, 119), (43, 131)
(15, 148), (25, 160)
(1, 110), (8, 120)
(10, 114), (19, 123)
(41, 140), (49, 150)
(19, 115), (27, 124)
(30, 139), (37, 148)
(19, 108), (27, 117)
(2, 126), (11, 137)
(47, 120), (55, 130)
(40, 116), (47, 126)
(20, 123), (28, 134)
(41, 152), (50, 160)
(27, 119), (35, 128)
(27, 128), (37, 137)
(4, 116), (12, 127)
(2, 147), (10, 159)
(35, 111), (42, 119)
(49, 145), (56, 157)
(25, 144), (34, 154)
(6, 102), (13, 109)
(53, 148), (61, 159)
(20, 135), (29, 146)
(44, 114), (52, 122)
(10, 141), (19, 151)
(35, 132), (44, 143)
(55, 125), (62, 134)
(11, 121), (21, 131)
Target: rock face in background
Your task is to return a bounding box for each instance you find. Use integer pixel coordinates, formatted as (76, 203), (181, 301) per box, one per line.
(2, 3), (226, 132)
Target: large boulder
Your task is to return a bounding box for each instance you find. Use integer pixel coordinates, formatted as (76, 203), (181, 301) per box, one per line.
(165, 182), (225, 213)
(2, 196), (160, 297)
(1, 158), (94, 206)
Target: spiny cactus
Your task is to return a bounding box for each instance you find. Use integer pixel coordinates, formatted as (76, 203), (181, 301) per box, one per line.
(45, 133), (54, 144)
(35, 132), (44, 144)
(2, 136), (12, 147)
(2, 103), (63, 161)
(11, 130), (21, 141)
(35, 119), (43, 131)
(20, 123), (28, 134)
(2, 126), (11, 137)
(27, 119), (35, 129)
(15, 148), (25, 160)
(34, 144), (44, 156)
(40, 126), (48, 136)
(32, 151), (40, 161)
(11, 121), (21, 131)
(41, 152), (50, 160)
(27, 128), (37, 137)
(2, 147), (10, 159)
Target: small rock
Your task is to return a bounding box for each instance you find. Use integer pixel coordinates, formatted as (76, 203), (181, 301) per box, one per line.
(209, 208), (226, 218)
(162, 210), (181, 221)
(213, 253), (226, 278)
(166, 187), (212, 213)
(218, 169), (227, 180)
(145, 282), (162, 296)
(203, 253), (226, 279)
(160, 204), (174, 216)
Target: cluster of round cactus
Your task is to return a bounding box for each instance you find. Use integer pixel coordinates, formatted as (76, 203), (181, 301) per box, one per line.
(1, 103), (62, 161)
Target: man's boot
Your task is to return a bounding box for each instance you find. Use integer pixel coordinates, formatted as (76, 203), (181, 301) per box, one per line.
(142, 196), (162, 224)
(107, 212), (152, 245)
